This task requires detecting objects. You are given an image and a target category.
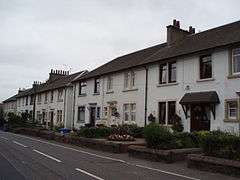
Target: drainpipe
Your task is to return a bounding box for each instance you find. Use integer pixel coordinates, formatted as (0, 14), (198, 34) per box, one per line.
(72, 83), (76, 130)
(63, 88), (67, 128)
(144, 66), (149, 127)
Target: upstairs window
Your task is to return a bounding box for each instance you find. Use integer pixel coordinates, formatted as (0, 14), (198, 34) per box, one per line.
(159, 62), (176, 84)
(200, 55), (212, 79)
(57, 110), (63, 123)
(30, 95), (34, 105)
(94, 78), (100, 94)
(50, 91), (54, 103)
(44, 92), (48, 103)
(107, 76), (113, 91)
(124, 71), (136, 89)
(232, 48), (240, 74)
(37, 94), (42, 103)
(58, 89), (63, 101)
(25, 96), (28, 106)
(79, 81), (87, 95)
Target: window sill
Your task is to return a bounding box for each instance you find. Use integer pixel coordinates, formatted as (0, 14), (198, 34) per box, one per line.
(106, 91), (114, 94)
(122, 88), (138, 92)
(228, 74), (240, 79)
(93, 92), (100, 96)
(224, 119), (240, 123)
(157, 82), (178, 87)
(196, 78), (214, 82)
(78, 94), (87, 97)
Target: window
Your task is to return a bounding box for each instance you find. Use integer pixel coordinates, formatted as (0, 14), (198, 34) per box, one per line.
(44, 92), (48, 103)
(25, 96), (28, 106)
(94, 78), (100, 94)
(107, 76), (113, 91)
(103, 107), (108, 118)
(57, 110), (63, 123)
(158, 101), (176, 125)
(124, 71), (136, 89)
(200, 55), (212, 79)
(159, 102), (166, 124)
(77, 106), (85, 123)
(37, 94), (42, 104)
(36, 111), (41, 123)
(168, 62), (177, 83)
(22, 98), (24, 106)
(50, 91), (54, 102)
(225, 100), (238, 120)
(123, 103), (136, 121)
(58, 89), (63, 101)
(96, 107), (101, 119)
(232, 48), (240, 74)
(30, 95), (34, 105)
(79, 81), (87, 95)
(168, 101), (176, 124)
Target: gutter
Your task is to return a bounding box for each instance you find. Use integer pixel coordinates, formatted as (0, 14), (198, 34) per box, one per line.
(144, 66), (149, 126)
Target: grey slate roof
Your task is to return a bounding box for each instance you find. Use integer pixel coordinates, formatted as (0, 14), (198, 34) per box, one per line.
(3, 94), (17, 103)
(16, 70), (87, 98)
(76, 20), (240, 81)
(179, 91), (220, 104)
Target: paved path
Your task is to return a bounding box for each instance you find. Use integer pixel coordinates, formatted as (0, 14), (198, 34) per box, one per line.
(0, 131), (238, 180)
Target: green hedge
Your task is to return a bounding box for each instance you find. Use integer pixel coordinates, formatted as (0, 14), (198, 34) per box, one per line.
(144, 123), (198, 150)
(78, 127), (112, 138)
(201, 131), (240, 160)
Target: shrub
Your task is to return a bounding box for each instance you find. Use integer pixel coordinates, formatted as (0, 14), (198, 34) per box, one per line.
(122, 124), (144, 138)
(173, 132), (197, 149)
(201, 131), (240, 160)
(171, 114), (184, 132)
(144, 123), (178, 150)
(78, 127), (111, 138)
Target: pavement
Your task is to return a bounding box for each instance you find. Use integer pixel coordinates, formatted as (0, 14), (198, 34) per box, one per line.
(0, 131), (238, 180)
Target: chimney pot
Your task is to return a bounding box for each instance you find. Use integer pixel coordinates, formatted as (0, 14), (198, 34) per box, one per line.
(176, 21), (180, 28)
(173, 19), (177, 26)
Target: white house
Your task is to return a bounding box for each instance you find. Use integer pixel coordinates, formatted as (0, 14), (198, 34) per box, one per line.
(72, 20), (240, 133)
(2, 94), (17, 116)
(34, 69), (87, 129)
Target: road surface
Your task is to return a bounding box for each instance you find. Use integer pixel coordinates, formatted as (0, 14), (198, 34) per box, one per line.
(0, 131), (238, 180)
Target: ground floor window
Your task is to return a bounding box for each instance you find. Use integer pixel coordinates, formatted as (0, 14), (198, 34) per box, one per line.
(57, 110), (63, 123)
(225, 99), (239, 120)
(123, 103), (136, 121)
(158, 101), (176, 125)
(96, 107), (101, 119)
(77, 106), (85, 123)
(36, 111), (41, 123)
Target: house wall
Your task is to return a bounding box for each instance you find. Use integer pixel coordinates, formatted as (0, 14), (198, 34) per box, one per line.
(74, 67), (147, 129)
(147, 49), (240, 133)
(16, 96), (33, 115)
(3, 101), (17, 115)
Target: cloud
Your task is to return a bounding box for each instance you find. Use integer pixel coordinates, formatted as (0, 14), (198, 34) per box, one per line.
(0, 0), (240, 101)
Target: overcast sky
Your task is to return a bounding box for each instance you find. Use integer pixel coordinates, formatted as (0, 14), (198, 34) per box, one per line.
(0, 0), (240, 101)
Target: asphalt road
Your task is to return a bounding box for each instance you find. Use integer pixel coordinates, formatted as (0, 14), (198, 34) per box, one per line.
(0, 131), (238, 180)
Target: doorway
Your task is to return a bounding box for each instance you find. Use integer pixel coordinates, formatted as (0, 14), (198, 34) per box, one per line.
(49, 111), (54, 130)
(89, 107), (96, 127)
(190, 104), (210, 132)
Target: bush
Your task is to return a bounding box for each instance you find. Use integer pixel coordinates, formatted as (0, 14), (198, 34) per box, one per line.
(173, 132), (197, 149)
(78, 127), (111, 138)
(171, 114), (184, 132)
(144, 123), (178, 150)
(201, 130), (240, 160)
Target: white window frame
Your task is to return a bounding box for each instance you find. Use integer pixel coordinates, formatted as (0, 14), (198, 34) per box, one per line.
(232, 48), (240, 75)
(77, 106), (85, 123)
(124, 71), (136, 89)
(58, 89), (63, 101)
(159, 62), (177, 84)
(57, 110), (63, 123)
(107, 76), (113, 91)
(158, 101), (176, 125)
(123, 103), (136, 122)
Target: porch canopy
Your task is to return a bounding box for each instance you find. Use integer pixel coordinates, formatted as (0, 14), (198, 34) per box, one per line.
(179, 91), (220, 119)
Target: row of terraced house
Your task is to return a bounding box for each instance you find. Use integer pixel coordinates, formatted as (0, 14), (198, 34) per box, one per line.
(2, 20), (240, 133)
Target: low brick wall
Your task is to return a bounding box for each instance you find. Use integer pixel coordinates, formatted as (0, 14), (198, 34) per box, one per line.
(12, 127), (145, 153)
(128, 145), (201, 163)
(187, 154), (240, 177)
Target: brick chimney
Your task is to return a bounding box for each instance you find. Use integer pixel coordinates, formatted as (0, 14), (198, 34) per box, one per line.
(47, 69), (69, 83)
(167, 19), (191, 46)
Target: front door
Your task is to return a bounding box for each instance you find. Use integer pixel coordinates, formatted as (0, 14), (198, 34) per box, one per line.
(190, 105), (210, 132)
(89, 107), (96, 127)
(49, 111), (54, 130)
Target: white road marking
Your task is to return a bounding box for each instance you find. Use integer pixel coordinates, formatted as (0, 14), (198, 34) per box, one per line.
(0, 136), (8, 140)
(13, 140), (28, 148)
(75, 168), (104, 180)
(8, 132), (200, 180)
(33, 149), (62, 163)
(135, 164), (200, 180)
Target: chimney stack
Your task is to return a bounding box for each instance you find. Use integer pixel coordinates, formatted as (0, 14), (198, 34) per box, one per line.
(167, 19), (191, 46)
(189, 26), (195, 34)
